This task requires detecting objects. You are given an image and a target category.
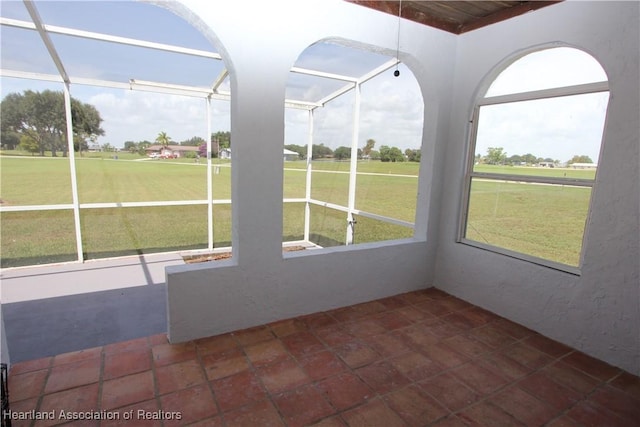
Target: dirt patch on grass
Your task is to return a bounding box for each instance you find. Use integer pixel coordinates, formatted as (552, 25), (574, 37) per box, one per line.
(183, 245), (307, 264)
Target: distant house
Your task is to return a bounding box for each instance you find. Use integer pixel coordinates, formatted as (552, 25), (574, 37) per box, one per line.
(217, 148), (299, 161)
(570, 162), (597, 169)
(219, 148), (232, 159)
(146, 144), (199, 158)
(283, 148), (300, 161)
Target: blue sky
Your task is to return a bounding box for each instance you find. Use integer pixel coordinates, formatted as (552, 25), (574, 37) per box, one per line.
(1, 2), (608, 161)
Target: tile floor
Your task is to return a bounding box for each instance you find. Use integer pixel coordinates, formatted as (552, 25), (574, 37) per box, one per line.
(6, 288), (640, 426)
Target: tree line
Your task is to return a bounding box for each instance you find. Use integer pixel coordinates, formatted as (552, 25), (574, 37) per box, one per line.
(285, 138), (420, 162)
(479, 147), (594, 166)
(1, 90), (104, 156)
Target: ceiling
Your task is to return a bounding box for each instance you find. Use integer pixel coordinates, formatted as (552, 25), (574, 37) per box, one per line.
(346, 1), (561, 34)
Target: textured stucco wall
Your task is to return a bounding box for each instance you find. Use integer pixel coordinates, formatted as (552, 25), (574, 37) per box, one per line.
(434, 1), (640, 375)
(165, 0), (455, 342)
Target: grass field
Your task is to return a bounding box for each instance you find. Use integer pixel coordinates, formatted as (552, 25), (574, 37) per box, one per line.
(0, 152), (593, 268)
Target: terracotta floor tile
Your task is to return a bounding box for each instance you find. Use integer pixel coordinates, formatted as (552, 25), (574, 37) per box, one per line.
(232, 325), (275, 346)
(419, 342), (468, 369)
(425, 319), (465, 339)
(443, 334), (492, 358)
(588, 385), (640, 423)
(610, 371), (640, 396)
(372, 311), (413, 331)
(7, 396), (39, 422)
(389, 351), (444, 382)
(155, 359), (206, 395)
(273, 384), (335, 427)
(415, 299), (456, 317)
(300, 312), (338, 330)
(269, 318), (308, 337)
(480, 352), (531, 381)
(147, 333), (168, 346)
(52, 346), (102, 366)
(400, 324), (440, 349)
(159, 384), (218, 427)
(490, 386), (559, 426)
(281, 331), (326, 358)
(184, 416), (224, 427)
(501, 341), (554, 370)
(7, 289), (640, 427)
(308, 415), (347, 427)
(151, 341), (197, 367)
(451, 361), (509, 396)
(361, 332), (413, 358)
(195, 333), (238, 356)
(419, 373), (481, 412)
(317, 372), (374, 411)
(202, 348), (250, 381)
(101, 399), (161, 427)
(210, 370), (267, 412)
(103, 336), (149, 355)
(314, 325), (356, 347)
(341, 397), (406, 427)
(430, 415), (469, 427)
(492, 318), (535, 340)
(299, 350), (347, 381)
(461, 306), (500, 324)
(542, 361), (600, 395)
(350, 300), (388, 317)
(44, 357), (100, 394)
(333, 340), (381, 369)
(377, 296), (410, 310)
(223, 399), (285, 427)
(545, 414), (583, 427)
(9, 368), (48, 402)
(566, 400), (630, 427)
(384, 385), (449, 426)
(458, 401), (526, 427)
(466, 323), (517, 349)
(441, 312), (483, 331)
(522, 334), (573, 358)
(561, 351), (621, 382)
(244, 339), (289, 366)
(326, 306), (366, 323)
(37, 383), (99, 427)
(9, 357), (51, 375)
(103, 348), (151, 380)
(399, 289), (436, 304)
(356, 361), (410, 394)
(256, 357), (310, 394)
(101, 371), (155, 410)
(518, 371), (581, 410)
(343, 318), (388, 338)
(395, 305), (436, 322)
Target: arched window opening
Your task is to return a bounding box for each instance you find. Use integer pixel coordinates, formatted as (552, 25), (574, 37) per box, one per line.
(0, 1), (231, 268)
(284, 41), (424, 251)
(460, 47), (609, 271)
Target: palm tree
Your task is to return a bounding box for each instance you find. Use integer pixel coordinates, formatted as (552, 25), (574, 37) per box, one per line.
(156, 131), (171, 148)
(155, 131), (172, 156)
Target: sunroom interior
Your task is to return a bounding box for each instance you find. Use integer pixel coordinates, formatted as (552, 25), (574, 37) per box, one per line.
(0, 0), (638, 420)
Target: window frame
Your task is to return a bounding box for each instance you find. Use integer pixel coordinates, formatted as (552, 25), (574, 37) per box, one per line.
(457, 54), (609, 274)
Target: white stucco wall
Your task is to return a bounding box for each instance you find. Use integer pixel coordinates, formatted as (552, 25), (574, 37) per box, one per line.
(164, 0), (455, 342)
(164, 0), (639, 375)
(435, 1), (640, 375)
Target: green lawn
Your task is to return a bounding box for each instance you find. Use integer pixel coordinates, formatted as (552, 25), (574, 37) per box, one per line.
(0, 155), (593, 268)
